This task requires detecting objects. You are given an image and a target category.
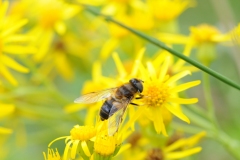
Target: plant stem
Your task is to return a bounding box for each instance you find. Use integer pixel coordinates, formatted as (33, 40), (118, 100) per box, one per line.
(82, 4), (240, 91)
(202, 73), (219, 131)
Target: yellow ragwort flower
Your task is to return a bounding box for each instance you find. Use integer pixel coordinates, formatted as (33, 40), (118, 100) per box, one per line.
(43, 148), (61, 160)
(48, 125), (96, 160)
(145, 131), (205, 160)
(148, 0), (196, 21)
(138, 56), (200, 136)
(26, 0), (80, 62)
(0, 1), (36, 85)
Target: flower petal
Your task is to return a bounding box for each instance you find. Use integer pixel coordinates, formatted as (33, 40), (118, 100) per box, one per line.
(165, 104), (190, 123)
(165, 70), (191, 85)
(147, 61), (157, 80)
(2, 55), (29, 73)
(2, 19), (28, 37)
(130, 47), (145, 77)
(172, 41), (193, 72)
(63, 140), (72, 160)
(3, 45), (37, 54)
(54, 21), (66, 35)
(81, 141), (91, 157)
(165, 147), (202, 159)
(168, 98), (198, 104)
(153, 107), (168, 136)
(71, 140), (80, 159)
(158, 56), (170, 82)
(0, 127), (12, 134)
(0, 103), (15, 118)
(0, 63), (18, 85)
(100, 38), (119, 61)
(112, 52), (127, 78)
(170, 80), (201, 93)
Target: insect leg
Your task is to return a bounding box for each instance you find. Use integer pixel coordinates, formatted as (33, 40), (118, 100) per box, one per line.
(135, 94), (144, 99)
(130, 102), (140, 106)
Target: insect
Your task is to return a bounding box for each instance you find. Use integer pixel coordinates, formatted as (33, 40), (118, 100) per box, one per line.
(74, 78), (144, 136)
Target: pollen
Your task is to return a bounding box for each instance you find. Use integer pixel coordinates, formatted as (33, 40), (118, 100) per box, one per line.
(94, 134), (116, 156)
(143, 82), (170, 108)
(70, 125), (96, 141)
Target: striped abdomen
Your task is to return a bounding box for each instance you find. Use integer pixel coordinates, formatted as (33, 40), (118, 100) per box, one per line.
(100, 83), (138, 120)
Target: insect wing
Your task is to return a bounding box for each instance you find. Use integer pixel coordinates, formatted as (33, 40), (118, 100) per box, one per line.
(74, 88), (117, 104)
(107, 99), (130, 136)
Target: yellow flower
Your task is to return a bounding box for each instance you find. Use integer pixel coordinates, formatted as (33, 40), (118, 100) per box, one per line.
(138, 56), (200, 136)
(48, 125), (96, 160)
(25, 0), (80, 62)
(94, 134), (116, 156)
(43, 148), (61, 160)
(143, 132), (206, 160)
(148, 0), (196, 33)
(148, 0), (196, 21)
(0, 1), (36, 85)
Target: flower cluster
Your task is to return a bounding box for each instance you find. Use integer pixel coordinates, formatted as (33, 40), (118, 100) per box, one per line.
(1, 0), (239, 160)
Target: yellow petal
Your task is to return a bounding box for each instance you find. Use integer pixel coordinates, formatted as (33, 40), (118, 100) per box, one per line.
(0, 103), (15, 118)
(63, 140), (72, 160)
(34, 30), (53, 62)
(115, 143), (131, 156)
(64, 103), (88, 113)
(48, 136), (69, 147)
(165, 70), (191, 85)
(112, 52), (127, 78)
(185, 131), (206, 147)
(81, 141), (91, 157)
(165, 104), (190, 123)
(2, 19), (28, 37)
(165, 147), (202, 159)
(92, 61), (102, 81)
(3, 45), (37, 54)
(158, 56), (170, 82)
(0, 127), (12, 134)
(170, 80), (201, 93)
(71, 140), (80, 159)
(100, 38), (119, 61)
(168, 98), (198, 104)
(120, 107), (144, 135)
(165, 139), (186, 152)
(4, 34), (35, 43)
(130, 47), (145, 77)
(62, 5), (81, 19)
(54, 21), (66, 35)
(0, 1), (9, 24)
(147, 61), (157, 80)
(172, 41), (193, 72)
(153, 107), (168, 136)
(54, 51), (73, 80)
(2, 55), (29, 73)
(0, 63), (18, 85)
(138, 61), (149, 79)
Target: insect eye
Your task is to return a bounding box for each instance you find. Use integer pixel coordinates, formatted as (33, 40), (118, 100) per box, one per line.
(130, 78), (143, 93)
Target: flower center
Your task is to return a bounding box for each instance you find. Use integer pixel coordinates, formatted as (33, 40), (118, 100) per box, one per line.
(143, 82), (170, 107)
(94, 134), (116, 156)
(190, 24), (221, 44)
(70, 125), (96, 141)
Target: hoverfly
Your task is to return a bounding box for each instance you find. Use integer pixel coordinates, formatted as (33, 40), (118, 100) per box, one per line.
(74, 78), (144, 136)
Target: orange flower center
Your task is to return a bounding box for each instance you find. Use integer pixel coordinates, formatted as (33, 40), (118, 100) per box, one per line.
(143, 82), (170, 107)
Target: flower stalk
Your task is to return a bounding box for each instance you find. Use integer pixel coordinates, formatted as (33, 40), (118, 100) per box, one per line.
(82, 4), (240, 91)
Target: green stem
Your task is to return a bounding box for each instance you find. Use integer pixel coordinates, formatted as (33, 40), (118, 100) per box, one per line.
(202, 73), (219, 131)
(82, 5), (240, 91)
(213, 131), (240, 159)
